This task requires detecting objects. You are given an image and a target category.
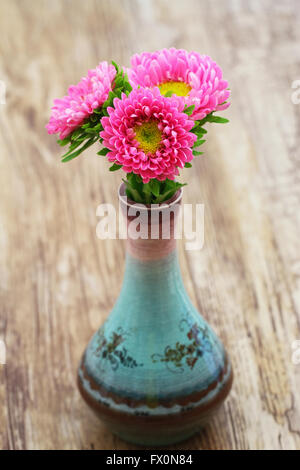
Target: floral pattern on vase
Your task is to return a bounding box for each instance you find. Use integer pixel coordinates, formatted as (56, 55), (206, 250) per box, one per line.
(151, 314), (214, 373)
(94, 326), (144, 371)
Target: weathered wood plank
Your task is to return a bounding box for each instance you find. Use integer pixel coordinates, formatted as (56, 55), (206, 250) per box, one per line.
(0, 0), (299, 450)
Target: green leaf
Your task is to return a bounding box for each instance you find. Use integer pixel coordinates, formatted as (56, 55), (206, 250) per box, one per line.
(142, 182), (152, 194)
(197, 115), (211, 126)
(61, 137), (97, 162)
(114, 77), (124, 88)
(185, 162), (192, 168)
(192, 121), (206, 132)
(127, 173), (142, 190)
(70, 128), (84, 140)
(196, 127), (207, 134)
(142, 183), (152, 203)
(57, 137), (70, 147)
(124, 82), (132, 94)
(207, 115), (229, 124)
(111, 60), (119, 73)
(193, 150), (203, 156)
(154, 180), (186, 203)
(109, 163), (122, 171)
(183, 105), (195, 116)
(62, 138), (85, 157)
(97, 147), (110, 156)
(149, 179), (160, 197)
(85, 126), (101, 134)
(194, 139), (206, 147)
(114, 88), (123, 99)
(122, 175), (188, 204)
(122, 178), (143, 203)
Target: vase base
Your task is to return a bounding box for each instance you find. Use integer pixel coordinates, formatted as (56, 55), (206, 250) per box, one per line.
(77, 362), (233, 447)
(110, 428), (201, 447)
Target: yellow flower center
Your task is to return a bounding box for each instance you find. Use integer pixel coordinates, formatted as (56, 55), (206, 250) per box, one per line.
(134, 120), (162, 154)
(159, 80), (192, 97)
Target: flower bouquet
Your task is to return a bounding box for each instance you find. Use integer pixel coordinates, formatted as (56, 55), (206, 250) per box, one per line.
(47, 48), (232, 446)
(47, 48), (230, 203)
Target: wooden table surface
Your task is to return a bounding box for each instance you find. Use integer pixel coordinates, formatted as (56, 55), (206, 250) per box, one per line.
(0, 0), (300, 450)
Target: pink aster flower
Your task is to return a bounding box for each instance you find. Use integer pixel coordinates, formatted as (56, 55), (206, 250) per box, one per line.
(100, 87), (197, 183)
(128, 48), (230, 120)
(46, 61), (116, 140)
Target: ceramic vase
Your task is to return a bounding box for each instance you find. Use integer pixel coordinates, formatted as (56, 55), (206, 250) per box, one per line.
(77, 184), (233, 446)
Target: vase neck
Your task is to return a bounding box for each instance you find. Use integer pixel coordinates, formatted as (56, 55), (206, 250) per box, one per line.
(119, 183), (182, 262)
(119, 250), (184, 312)
(126, 222), (178, 262)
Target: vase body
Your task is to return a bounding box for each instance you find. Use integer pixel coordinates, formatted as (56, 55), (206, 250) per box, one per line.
(78, 185), (233, 446)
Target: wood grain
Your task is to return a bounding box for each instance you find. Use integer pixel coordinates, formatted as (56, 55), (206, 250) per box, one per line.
(0, 0), (300, 450)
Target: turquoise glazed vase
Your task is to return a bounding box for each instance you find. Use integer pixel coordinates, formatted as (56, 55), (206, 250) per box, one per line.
(78, 184), (233, 446)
